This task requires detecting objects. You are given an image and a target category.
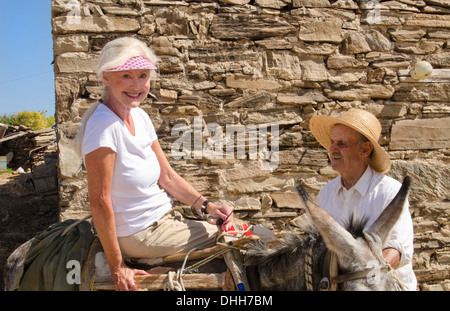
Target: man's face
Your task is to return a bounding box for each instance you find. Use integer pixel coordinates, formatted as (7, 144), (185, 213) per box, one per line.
(329, 124), (371, 176)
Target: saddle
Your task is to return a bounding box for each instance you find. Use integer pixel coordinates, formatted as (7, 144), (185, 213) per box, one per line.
(14, 218), (95, 291)
(81, 222), (260, 291)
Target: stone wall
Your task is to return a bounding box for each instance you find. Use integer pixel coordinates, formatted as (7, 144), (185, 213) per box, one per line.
(51, 0), (449, 290)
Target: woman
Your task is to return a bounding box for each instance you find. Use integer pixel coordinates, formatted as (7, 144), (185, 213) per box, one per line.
(75, 37), (233, 291)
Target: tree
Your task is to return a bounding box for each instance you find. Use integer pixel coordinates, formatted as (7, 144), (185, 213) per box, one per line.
(0, 111), (54, 130)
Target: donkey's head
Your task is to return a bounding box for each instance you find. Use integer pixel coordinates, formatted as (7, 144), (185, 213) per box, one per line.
(295, 176), (411, 291)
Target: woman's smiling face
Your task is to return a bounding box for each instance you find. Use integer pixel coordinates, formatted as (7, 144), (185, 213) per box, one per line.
(103, 69), (151, 109)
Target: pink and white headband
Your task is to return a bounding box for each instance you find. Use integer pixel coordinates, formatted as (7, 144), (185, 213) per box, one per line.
(104, 56), (157, 72)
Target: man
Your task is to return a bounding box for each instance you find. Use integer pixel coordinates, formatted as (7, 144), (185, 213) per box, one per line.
(309, 109), (417, 290)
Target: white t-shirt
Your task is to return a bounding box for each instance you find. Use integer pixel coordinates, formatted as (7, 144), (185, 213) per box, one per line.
(317, 166), (417, 290)
(82, 104), (172, 237)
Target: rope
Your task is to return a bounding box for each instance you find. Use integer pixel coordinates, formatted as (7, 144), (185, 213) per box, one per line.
(164, 270), (183, 291)
(163, 236), (250, 291)
(215, 242), (244, 251)
(183, 238), (247, 272)
(185, 248), (229, 271)
(388, 264), (407, 291)
(304, 235), (316, 291)
(164, 248), (198, 291)
(90, 276), (97, 291)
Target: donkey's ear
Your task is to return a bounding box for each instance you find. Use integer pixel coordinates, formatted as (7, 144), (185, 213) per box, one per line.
(295, 184), (359, 259)
(365, 176), (411, 246)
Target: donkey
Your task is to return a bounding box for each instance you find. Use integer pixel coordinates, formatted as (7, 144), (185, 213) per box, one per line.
(244, 176), (411, 291)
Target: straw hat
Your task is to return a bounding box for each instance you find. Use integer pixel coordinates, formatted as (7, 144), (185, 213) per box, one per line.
(309, 109), (391, 174)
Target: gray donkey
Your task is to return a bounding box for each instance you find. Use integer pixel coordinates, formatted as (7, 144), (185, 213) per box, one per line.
(244, 176), (411, 291)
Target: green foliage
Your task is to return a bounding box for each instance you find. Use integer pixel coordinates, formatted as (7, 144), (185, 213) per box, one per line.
(0, 110), (54, 130)
(0, 168), (14, 175)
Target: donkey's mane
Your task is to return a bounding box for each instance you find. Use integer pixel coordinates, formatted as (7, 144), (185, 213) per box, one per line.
(343, 213), (370, 239)
(244, 232), (322, 290)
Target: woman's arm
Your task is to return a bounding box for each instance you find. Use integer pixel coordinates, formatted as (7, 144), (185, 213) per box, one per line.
(85, 147), (147, 290)
(151, 140), (233, 226)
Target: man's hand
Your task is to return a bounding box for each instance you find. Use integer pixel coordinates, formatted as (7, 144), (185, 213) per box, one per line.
(383, 248), (400, 269)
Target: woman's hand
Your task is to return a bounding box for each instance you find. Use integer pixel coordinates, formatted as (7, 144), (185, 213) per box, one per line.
(205, 203), (234, 230)
(111, 264), (149, 291)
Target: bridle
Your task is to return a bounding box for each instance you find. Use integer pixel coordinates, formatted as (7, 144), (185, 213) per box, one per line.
(330, 263), (389, 287)
(304, 238), (406, 291)
(328, 262), (406, 291)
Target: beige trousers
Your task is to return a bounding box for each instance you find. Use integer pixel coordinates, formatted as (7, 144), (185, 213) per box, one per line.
(117, 209), (218, 259)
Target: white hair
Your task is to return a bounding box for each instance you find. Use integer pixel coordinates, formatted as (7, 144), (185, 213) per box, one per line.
(97, 37), (159, 83)
(75, 37), (159, 156)
(98, 36), (159, 99)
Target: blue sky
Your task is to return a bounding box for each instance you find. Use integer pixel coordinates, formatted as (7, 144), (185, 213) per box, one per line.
(0, 1), (55, 116)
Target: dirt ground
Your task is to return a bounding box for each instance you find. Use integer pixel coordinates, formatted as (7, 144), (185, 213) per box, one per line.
(0, 172), (59, 290)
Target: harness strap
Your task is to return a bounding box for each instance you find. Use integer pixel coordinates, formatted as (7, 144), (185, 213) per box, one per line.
(61, 214), (92, 236)
(328, 252), (338, 291)
(318, 251), (338, 291)
(331, 265), (389, 284)
(324, 255), (406, 291)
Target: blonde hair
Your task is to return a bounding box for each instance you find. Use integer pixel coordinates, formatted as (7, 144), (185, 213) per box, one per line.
(75, 37), (159, 155)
